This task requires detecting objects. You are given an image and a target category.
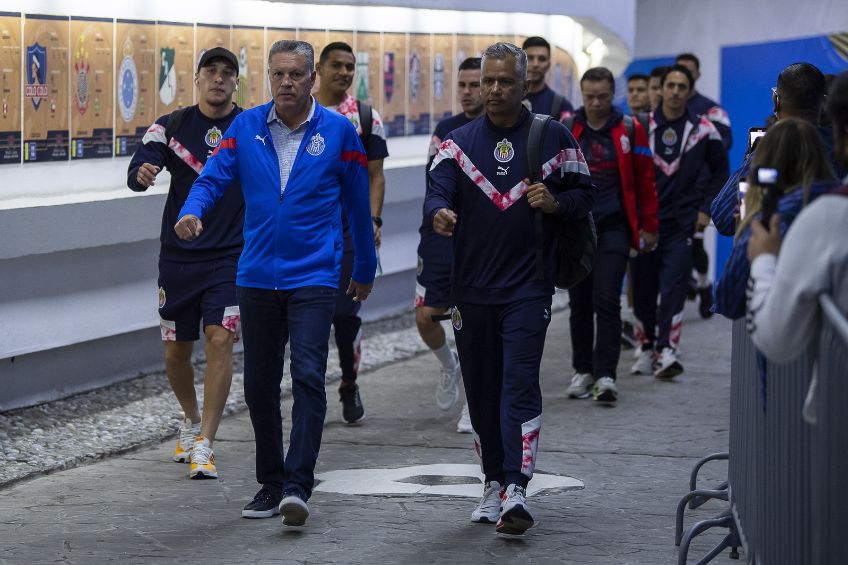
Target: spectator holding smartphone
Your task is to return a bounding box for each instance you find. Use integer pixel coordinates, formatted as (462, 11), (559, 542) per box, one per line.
(714, 118), (837, 320)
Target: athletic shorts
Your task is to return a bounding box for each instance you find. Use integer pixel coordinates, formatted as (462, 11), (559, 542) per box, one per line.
(157, 256), (240, 342)
(414, 231), (453, 309)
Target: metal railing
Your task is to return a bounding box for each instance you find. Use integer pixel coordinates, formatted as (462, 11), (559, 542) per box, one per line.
(679, 294), (848, 564)
(730, 294), (848, 565)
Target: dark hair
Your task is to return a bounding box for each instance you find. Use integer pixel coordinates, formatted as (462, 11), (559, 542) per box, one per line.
(661, 64), (694, 89)
(776, 62), (826, 113)
(675, 53), (700, 70)
(739, 118), (836, 237)
(826, 71), (848, 170)
(458, 57), (482, 72)
(319, 41), (354, 64)
(650, 66), (668, 79)
(581, 67), (615, 93)
(522, 36), (550, 52)
(627, 73), (649, 83)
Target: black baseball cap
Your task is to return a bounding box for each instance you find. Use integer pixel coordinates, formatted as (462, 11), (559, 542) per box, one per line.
(197, 47), (238, 75)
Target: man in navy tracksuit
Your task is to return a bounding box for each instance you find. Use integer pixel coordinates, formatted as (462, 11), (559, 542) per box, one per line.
(521, 36), (574, 120)
(426, 43), (595, 536)
(127, 47), (243, 481)
(417, 56), (484, 433)
(176, 40), (377, 528)
(631, 65), (728, 380)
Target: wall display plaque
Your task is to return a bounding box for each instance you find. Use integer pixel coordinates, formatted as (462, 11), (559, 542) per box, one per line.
(406, 33), (430, 135)
(70, 16), (112, 160)
(552, 46), (576, 103)
(156, 21), (193, 115)
(114, 19), (155, 156)
(23, 14), (69, 163)
(431, 34), (453, 124)
(354, 31), (380, 110)
(265, 28), (296, 100)
(231, 25), (264, 110)
(196, 23), (230, 68)
(0, 12), (21, 164)
(381, 33), (406, 137)
(454, 33), (475, 70)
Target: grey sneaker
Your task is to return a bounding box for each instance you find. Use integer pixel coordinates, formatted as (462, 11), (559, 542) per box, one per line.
(280, 492), (310, 527)
(436, 357), (462, 411)
(471, 481), (502, 523)
(566, 372), (594, 399)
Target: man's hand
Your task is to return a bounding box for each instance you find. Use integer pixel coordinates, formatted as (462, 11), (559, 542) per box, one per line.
(175, 214), (203, 241)
(695, 211), (711, 232)
(433, 208), (458, 237)
(640, 229), (659, 252)
(136, 163), (161, 188)
(747, 214), (782, 262)
(346, 279), (373, 302)
(373, 220), (382, 248)
(526, 180), (560, 214)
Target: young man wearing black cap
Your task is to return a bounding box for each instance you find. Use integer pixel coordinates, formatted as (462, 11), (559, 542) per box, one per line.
(127, 46), (243, 480)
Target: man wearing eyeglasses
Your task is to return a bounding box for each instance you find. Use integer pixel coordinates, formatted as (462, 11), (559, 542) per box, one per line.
(175, 39), (377, 528)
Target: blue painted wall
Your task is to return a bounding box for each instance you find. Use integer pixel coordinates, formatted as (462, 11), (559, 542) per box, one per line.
(620, 35), (847, 277)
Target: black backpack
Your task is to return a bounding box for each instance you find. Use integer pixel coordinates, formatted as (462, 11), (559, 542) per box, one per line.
(527, 113), (597, 290)
(357, 101), (373, 143)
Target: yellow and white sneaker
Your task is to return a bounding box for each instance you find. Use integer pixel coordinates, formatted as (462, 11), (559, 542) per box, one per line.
(189, 436), (218, 480)
(173, 418), (200, 463)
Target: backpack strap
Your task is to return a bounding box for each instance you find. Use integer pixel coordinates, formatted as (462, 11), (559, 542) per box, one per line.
(527, 113), (553, 280)
(635, 111), (650, 138)
(163, 106), (191, 145)
(622, 114), (635, 147)
(357, 101), (373, 142)
(550, 93), (565, 119)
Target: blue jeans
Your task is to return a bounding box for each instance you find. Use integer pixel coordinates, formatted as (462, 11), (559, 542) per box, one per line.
(568, 228), (630, 379)
(238, 285), (337, 500)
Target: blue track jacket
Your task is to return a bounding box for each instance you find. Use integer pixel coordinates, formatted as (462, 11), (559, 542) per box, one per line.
(179, 101), (377, 290)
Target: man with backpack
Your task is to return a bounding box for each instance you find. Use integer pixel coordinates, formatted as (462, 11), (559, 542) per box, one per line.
(425, 42), (594, 536)
(314, 42), (388, 424)
(561, 67), (658, 403)
(521, 36), (574, 120)
(127, 47), (243, 480)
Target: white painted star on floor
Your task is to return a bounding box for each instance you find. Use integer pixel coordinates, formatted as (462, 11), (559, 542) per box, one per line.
(314, 463), (583, 497)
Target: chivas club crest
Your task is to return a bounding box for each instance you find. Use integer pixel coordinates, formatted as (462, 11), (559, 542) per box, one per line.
(307, 132), (325, 156)
(451, 307), (463, 331)
(383, 52), (395, 103)
(494, 138), (514, 163)
(662, 127), (678, 146)
(205, 126), (223, 148)
(25, 43), (48, 110)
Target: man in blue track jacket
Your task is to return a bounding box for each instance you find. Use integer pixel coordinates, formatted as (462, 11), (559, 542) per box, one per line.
(426, 43), (595, 536)
(175, 40), (377, 528)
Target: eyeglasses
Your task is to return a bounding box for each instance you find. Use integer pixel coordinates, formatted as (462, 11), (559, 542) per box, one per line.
(771, 87), (778, 98)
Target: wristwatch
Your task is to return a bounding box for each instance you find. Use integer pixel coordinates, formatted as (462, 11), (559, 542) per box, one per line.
(372, 216), (383, 228)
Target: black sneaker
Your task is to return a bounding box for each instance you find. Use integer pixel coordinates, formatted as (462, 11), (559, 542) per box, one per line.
(339, 383), (365, 424)
(242, 485), (282, 518)
(698, 284), (714, 319)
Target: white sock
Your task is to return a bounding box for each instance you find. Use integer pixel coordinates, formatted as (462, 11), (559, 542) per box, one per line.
(433, 343), (458, 371)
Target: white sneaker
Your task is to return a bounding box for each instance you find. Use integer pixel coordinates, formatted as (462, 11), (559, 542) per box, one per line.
(654, 347), (684, 380)
(189, 436), (218, 479)
(279, 493), (310, 527)
(496, 484), (534, 536)
(173, 417), (200, 463)
(631, 348), (656, 375)
(592, 376), (618, 402)
(471, 481), (502, 523)
(456, 403), (472, 434)
(566, 373), (594, 399)
(436, 357), (462, 411)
